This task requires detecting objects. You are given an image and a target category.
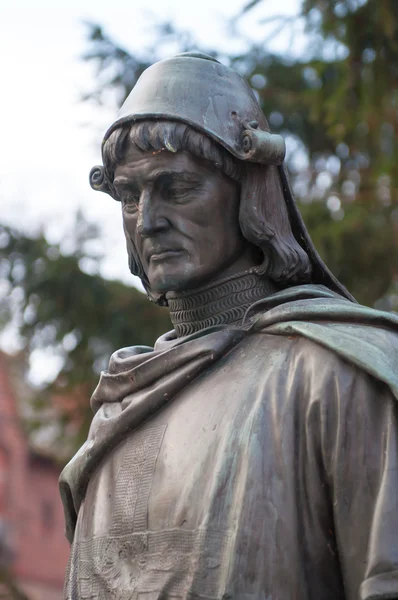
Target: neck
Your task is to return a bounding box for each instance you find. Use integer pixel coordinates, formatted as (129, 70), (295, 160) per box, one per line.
(167, 270), (276, 337)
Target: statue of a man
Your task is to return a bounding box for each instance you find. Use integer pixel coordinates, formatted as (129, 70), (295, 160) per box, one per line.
(60, 53), (398, 600)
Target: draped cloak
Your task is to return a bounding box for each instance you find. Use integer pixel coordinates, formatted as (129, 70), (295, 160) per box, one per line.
(60, 285), (398, 600)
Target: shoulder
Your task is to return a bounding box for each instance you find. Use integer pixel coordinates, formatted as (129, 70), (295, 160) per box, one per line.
(265, 335), (398, 469)
(249, 329), (394, 411)
(249, 297), (398, 404)
(284, 335), (396, 442)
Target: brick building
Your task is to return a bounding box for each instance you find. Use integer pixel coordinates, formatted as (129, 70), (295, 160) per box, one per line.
(0, 352), (70, 599)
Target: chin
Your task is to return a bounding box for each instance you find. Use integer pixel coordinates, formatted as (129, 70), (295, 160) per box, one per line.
(149, 268), (207, 295)
(150, 278), (191, 294)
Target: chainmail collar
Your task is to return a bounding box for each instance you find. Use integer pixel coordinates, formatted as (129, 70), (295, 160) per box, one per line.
(167, 270), (276, 337)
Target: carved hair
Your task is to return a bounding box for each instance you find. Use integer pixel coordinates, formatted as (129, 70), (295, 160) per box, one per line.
(102, 120), (312, 301)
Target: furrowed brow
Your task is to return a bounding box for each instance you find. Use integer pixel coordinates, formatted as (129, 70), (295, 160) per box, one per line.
(114, 170), (201, 189)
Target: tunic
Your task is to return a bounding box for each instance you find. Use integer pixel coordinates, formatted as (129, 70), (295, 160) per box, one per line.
(60, 286), (398, 600)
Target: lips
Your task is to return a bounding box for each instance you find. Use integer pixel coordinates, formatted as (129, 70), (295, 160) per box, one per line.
(148, 248), (183, 262)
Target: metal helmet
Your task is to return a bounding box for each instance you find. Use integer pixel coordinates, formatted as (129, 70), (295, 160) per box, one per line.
(90, 52), (354, 302)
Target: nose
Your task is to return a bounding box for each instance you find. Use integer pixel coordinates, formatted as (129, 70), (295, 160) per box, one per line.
(136, 189), (168, 237)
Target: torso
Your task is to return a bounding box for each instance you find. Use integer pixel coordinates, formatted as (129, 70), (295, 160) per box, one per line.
(65, 333), (356, 599)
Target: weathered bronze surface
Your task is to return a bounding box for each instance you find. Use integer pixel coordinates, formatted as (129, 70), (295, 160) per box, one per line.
(61, 53), (398, 600)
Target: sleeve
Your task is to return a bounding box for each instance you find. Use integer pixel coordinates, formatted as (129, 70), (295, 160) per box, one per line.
(319, 362), (398, 600)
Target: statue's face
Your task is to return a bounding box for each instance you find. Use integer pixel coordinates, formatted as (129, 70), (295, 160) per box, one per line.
(113, 144), (254, 293)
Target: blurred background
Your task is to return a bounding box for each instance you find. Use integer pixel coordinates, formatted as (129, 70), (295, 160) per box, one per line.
(0, 0), (397, 597)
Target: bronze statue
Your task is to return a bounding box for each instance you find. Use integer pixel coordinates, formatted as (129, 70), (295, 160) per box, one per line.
(60, 53), (398, 600)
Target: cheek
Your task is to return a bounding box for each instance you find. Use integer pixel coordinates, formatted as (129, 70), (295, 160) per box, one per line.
(204, 194), (242, 245)
(175, 193), (241, 254)
(170, 212), (198, 238)
(122, 211), (139, 242)
(176, 188), (239, 230)
(122, 212), (145, 258)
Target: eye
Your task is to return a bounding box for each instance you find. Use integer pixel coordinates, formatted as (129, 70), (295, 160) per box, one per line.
(121, 190), (140, 212)
(159, 175), (201, 202)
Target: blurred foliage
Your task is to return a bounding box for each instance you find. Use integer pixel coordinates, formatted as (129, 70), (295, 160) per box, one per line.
(0, 215), (170, 455)
(239, 0), (398, 307)
(0, 0), (397, 460)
